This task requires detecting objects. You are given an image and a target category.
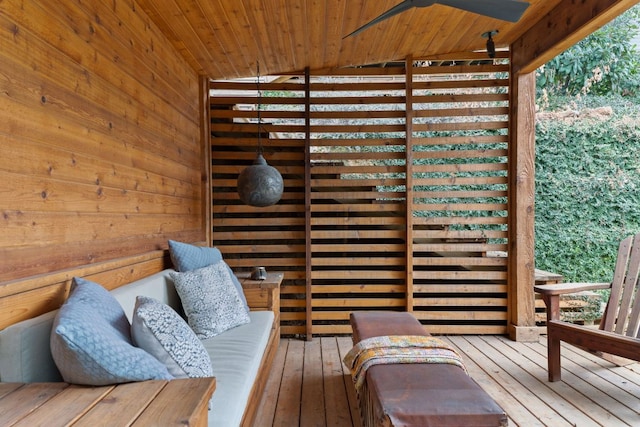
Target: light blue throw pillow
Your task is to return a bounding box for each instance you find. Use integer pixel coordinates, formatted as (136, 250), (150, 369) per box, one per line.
(50, 278), (173, 385)
(170, 261), (251, 339)
(168, 240), (223, 271)
(66, 277), (131, 340)
(168, 240), (249, 310)
(132, 296), (213, 378)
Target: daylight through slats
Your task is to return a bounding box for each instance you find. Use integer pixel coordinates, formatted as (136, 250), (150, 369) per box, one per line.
(211, 55), (510, 337)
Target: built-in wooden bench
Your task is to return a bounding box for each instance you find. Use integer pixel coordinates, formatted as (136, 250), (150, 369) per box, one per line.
(0, 250), (283, 427)
(0, 378), (215, 426)
(231, 271), (283, 426)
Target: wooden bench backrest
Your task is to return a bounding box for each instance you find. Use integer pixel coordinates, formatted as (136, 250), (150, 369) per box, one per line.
(601, 233), (640, 338)
(0, 250), (171, 331)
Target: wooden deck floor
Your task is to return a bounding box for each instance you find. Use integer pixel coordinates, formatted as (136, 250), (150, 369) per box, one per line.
(254, 335), (640, 426)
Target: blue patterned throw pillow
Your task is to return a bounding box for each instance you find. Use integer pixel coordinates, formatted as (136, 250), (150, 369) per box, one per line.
(132, 296), (213, 378)
(168, 240), (249, 310)
(170, 261), (251, 339)
(66, 277), (131, 339)
(50, 278), (173, 385)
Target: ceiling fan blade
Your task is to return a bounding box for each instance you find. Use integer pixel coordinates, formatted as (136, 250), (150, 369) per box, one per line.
(344, 1), (434, 38)
(344, 0), (530, 38)
(437, 0), (530, 23)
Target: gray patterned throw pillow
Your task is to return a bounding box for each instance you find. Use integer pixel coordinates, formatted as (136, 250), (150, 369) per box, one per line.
(170, 260), (250, 339)
(168, 240), (249, 310)
(132, 296), (213, 378)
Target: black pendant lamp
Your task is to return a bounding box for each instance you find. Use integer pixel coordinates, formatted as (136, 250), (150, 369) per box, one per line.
(237, 63), (284, 207)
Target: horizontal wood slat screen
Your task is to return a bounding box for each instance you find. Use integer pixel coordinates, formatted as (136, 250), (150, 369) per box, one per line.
(409, 59), (509, 335)
(211, 56), (509, 337)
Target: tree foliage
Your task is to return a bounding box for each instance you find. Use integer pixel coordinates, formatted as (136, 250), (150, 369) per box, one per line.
(536, 6), (640, 97)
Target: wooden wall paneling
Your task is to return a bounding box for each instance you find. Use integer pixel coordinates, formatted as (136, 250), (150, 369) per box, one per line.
(1, 0), (203, 284)
(1, 173), (197, 216)
(76, 1), (198, 111)
(0, 55), (198, 187)
(200, 75), (213, 245)
(0, 250), (169, 330)
(3, 2), (199, 167)
(0, 132), (199, 202)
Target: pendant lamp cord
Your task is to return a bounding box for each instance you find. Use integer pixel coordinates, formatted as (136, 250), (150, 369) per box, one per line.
(256, 61), (263, 155)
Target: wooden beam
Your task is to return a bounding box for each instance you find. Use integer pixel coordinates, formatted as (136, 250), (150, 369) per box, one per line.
(405, 56), (414, 313)
(200, 75), (212, 245)
(507, 69), (538, 342)
(512, 0), (639, 74)
(305, 67), (313, 340)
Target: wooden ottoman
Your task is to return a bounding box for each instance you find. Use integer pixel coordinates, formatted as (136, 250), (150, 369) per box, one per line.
(349, 312), (508, 427)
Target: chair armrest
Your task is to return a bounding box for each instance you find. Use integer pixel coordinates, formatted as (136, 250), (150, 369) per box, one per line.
(534, 282), (610, 296)
(535, 282), (610, 323)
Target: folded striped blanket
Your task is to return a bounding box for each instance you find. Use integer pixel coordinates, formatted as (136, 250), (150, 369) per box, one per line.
(343, 335), (468, 391)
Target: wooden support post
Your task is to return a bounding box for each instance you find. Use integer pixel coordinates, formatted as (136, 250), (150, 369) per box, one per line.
(304, 67), (313, 340)
(199, 75), (212, 245)
(405, 57), (414, 313)
(507, 66), (538, 342)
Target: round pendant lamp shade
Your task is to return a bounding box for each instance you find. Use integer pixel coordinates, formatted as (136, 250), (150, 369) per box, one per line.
(237, 153), (284, 207)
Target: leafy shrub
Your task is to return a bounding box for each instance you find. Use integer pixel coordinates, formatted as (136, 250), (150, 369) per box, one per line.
(535, 111), (640, 282)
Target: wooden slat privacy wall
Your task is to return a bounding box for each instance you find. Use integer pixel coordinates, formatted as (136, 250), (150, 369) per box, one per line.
(211, 55), (509, 337)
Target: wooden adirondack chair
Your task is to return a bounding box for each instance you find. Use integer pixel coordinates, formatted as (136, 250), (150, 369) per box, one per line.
(534, 232), (640, 382)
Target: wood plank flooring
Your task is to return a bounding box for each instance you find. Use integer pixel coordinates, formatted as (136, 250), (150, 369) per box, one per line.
(254, 335), (640, 426)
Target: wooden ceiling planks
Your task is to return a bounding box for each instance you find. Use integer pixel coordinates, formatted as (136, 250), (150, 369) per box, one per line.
(138, 0), (224, 76)
(319, 0), (345, 70)
(257, 0), (296, 75)
(197, 0), (245, 74)
(390, 7), (444, 63)
(300, 1), (319, 70)
(130, 0), (636, 80)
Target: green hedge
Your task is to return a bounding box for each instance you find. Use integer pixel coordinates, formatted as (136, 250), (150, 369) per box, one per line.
(535, 111), (640, 282)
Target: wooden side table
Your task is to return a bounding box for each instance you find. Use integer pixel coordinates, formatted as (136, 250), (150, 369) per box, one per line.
(236, 271), (283, 327)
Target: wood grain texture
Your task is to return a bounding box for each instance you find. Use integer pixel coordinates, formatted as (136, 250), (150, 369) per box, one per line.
(507, 71), (537, 339)
(258, 336), (640, 426)
(512, 0), (639, 74)
(126, 1), (624, 83)
(0, 251), (170, 329)
(0, 0), (205, 288)
(212, 58), (511, 336)
(1, 379), (215, 427)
